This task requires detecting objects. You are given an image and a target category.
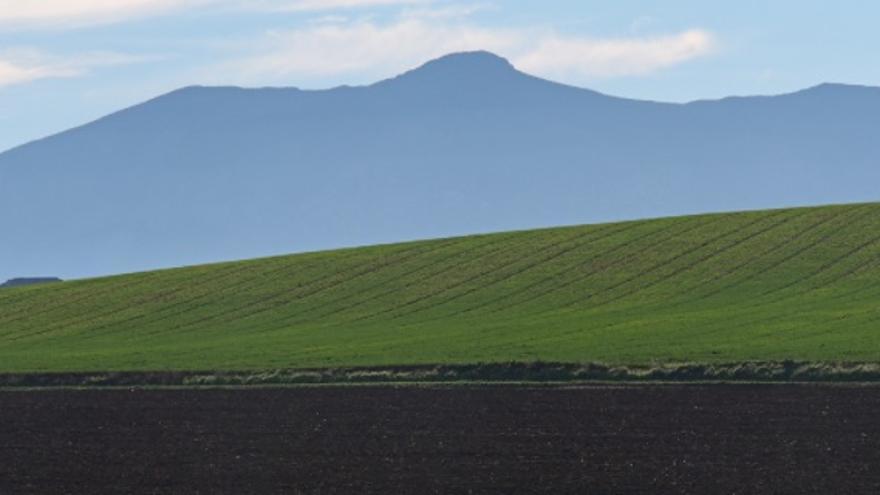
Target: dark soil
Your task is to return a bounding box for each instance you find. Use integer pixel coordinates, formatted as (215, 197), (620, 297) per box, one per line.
(2, 384), (879, 494)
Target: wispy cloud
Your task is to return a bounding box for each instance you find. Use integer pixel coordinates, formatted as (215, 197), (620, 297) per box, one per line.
(219, 19), (514, 83)
(0, 0), (430, 28)
(209, 18), (716, 87)
(0, 60), (69, 88)
(399, 2), (493, 20)
(0, 0), (215, 28)
(269, 0), (428, 12)
(0, 49), (155, 88)
(0, 2), (716, 90)
(515, 29), (715, 79)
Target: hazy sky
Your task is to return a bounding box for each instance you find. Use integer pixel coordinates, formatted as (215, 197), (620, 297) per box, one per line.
(1, 0), (878, 152)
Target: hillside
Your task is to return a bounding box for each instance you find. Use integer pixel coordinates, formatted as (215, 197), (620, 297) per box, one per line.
(2, 51), (880, 282)
(1, 203), (879, 373)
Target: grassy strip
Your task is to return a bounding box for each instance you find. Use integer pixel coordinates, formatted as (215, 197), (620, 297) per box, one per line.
(6, 361), (880, 388)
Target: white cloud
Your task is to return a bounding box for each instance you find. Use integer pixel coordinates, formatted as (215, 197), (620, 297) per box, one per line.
(0, 0), (430, 28)
(0, 60), (70, 87)
(515, 29), (715, 79)
(0, 0), (217, 28)
(0, 2), (715, 88)
(0, 49), (153, 88)
(399, 3), (493, 20)
(212, 19), (716, 87)
(271, 0), (428, 11)
(224, 19), (516, 82)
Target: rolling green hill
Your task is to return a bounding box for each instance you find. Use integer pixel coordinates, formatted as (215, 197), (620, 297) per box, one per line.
(2, 202), (880, 374)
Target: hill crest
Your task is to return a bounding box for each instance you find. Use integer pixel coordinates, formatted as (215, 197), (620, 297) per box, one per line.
(1, 203), (879, 373)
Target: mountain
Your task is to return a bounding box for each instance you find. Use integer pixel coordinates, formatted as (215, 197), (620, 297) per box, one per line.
(1, 51), (879, 281)
(0, 277), (61, 289)
(1, 203), (879, 373)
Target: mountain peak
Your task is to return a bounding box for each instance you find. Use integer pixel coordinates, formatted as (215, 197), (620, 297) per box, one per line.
(378, 50), (520, 88)
(420, 51), (515, 71)
(799, 82), (880, 94)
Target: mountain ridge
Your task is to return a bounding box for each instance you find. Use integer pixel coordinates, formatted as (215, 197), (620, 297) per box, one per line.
(1, 51), (878, 281)
(4, 51), (876, 157)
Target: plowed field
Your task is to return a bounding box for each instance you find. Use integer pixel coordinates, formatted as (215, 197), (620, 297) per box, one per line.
(3, 385), (879, 494)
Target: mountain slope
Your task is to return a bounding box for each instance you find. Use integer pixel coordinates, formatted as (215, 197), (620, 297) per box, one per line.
(1, 51), (879, 281)
(1, 203), (879, 373)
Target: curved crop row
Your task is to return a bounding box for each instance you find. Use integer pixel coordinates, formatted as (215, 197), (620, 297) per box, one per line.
(0, 202), (878, 372)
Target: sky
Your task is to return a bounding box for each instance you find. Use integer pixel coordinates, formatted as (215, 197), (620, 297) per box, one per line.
(1, 0), (878, 152)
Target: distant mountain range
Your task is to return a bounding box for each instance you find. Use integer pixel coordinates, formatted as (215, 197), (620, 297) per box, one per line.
(1, 51), (878, 281)
(0, 277), (62, 289)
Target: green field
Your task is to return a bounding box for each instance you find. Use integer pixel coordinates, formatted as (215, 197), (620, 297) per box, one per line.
(2, 202), (880, 373)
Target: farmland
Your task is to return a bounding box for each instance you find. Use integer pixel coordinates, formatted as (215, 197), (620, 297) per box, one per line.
(3, 384), (880, 494)
(2, 202), (880, 373)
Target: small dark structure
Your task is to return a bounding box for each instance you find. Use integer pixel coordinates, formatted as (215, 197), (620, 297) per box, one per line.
(0, 277), (62, 289)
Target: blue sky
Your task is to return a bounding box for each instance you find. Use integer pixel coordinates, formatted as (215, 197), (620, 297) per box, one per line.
(1, 0), (878, 152)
